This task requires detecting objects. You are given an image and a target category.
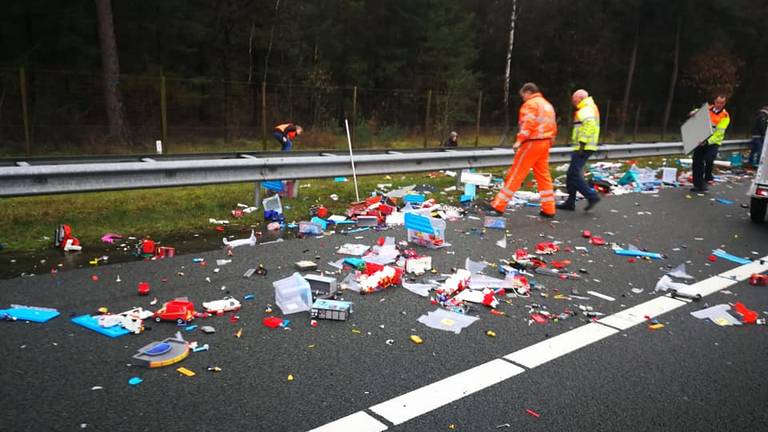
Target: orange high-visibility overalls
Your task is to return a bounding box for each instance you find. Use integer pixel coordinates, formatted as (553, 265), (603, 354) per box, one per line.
(491, 92), (558, 215)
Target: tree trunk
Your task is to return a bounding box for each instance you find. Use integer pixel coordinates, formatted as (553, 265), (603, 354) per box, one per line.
(248, 21), (259, 132)
(94, 0), (133, 147)
(619, 19), (639, 140)
(263, 0), (281, 83)
(501, 0), (518, 145)
(662, 11), (682, 139)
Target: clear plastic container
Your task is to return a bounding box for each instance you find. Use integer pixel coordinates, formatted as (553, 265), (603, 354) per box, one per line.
(262, 194), (283, 213)
(273, 272), (313, 314)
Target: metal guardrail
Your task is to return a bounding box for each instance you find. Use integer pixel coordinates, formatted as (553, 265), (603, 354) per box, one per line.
(0, 140), (750, 198)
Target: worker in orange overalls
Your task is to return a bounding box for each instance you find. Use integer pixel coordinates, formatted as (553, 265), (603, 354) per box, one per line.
(485, 82), (558, 217)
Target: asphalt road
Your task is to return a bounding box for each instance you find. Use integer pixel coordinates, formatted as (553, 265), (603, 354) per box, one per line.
(1, 177), (767, 432)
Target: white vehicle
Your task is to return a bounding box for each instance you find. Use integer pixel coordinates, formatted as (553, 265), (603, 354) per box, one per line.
(202, 296), (241, 314)
(750, 133), (768, 223)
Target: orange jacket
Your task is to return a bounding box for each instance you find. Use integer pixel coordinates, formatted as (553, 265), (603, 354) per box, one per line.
(275, 123), (299, 140)
(516, 92), (557, 142)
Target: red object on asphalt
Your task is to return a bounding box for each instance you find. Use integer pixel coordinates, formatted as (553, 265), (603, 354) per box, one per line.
(733, 302), (758, 324)
(137, 282), (150, 296)
(526, 409), (541, 418)
(582, 230), (592, 238)
(214, 226), (225, 232)
(551, 260), (571, 269)
(154, 299), (196, 324)
(749, 274), (768, 286)
(590, 236), (606, 246)
(627, 258), (637, 263)
(707, 255), (717, 262)
(263, 316), (283, 328)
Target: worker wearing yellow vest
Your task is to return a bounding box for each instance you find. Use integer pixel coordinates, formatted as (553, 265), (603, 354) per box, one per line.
(273, 123), (303, 152)
(485, 82), (558, 217)
(557, 89), (601, 211)
(691, 95), (730, 192)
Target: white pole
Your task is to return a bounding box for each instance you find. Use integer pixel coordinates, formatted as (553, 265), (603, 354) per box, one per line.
(344, 119), (361, 202)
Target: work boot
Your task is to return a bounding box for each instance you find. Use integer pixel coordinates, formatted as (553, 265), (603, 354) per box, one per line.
(556, 201), (575, 211)
(584, 197), (601, 212)
(538, 211), (555, 219)
(477, 201), (504, 215)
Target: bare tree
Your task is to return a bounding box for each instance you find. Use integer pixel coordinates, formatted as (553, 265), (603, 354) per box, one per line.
(619, 18), (639, 140)
(94, 0), (133, 147)
(662, 10), (683, 139)
(263, 0), (281, 83)
(501, 0), (518, 145)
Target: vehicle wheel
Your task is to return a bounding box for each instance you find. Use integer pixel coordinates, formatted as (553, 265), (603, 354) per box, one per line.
(155, 317), (161, 322)
(750, 197), (767, 223)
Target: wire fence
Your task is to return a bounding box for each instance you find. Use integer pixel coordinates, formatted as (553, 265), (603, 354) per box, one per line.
(0, 66), (752, 156)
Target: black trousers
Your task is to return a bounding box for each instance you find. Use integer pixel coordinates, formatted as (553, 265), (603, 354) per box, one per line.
(692, 143), (719, 189)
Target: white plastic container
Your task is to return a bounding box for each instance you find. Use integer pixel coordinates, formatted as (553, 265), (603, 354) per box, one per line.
(273, 272), (312, 314)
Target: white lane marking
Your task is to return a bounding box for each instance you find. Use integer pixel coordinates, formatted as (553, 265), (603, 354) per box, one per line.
(311, 258), (763, 431)
(674, 275), (739, 298)
(598, 296), (687, 330)
(369, 359), (524, 426)
(587, 290), (616, 301)
(503, 323), (618, 369)
(306, 411), (389, 432)
(716, 255), (768, 282)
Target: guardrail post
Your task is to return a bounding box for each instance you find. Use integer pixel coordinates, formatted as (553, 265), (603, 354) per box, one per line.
(254, 181), (261, 209)
(423, 89), (432, 148)
(475, 91), (482, 147)
(160, 72), (168, 150)
(19, 66), (31, 154)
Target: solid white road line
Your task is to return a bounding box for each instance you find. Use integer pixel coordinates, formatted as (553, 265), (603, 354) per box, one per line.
(308, 257), (766, 431)
(306, 411), (389, 432)
(369, 359), (525, 426)
(598, 296), (687, 331)
(503, 322), (618, 369)
(716, 255), (768, 282)
(675, 275), (739, 298)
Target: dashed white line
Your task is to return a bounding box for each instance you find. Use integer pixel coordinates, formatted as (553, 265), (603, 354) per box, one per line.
(369, 359), (525, 426)
(306, 411), (388, 432)
(598, 296), (687, 331)
(307, 257), (766, 431)
(503, 322), (618, 368)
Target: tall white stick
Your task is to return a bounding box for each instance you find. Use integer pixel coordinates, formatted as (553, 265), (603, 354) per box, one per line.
(344, 118), (360, 201)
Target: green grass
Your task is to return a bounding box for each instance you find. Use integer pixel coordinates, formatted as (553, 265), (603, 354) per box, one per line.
(0, 173), (463, 253)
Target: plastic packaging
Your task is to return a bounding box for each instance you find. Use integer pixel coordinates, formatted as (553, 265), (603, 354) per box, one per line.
(405, 213), (448, 249)
(262, 194), (283, 213)
(272, 273), (313, 315)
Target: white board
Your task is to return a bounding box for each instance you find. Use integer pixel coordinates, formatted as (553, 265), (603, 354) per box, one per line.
(681, 103), (712, 154)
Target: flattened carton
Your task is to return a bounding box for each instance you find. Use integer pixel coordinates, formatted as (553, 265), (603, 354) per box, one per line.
(310, 299), (352, 321)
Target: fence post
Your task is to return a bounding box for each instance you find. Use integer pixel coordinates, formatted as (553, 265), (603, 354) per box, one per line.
(261, 80), (267, 151)
(475, 91), (482, 147)
(352, 85), (358, 148)
(604, 100), (611, 142)
(19, 66), (31, 154)
(160, 72), (168, 149)
(633, 103), (641, 142)
(423, 89), (432, 148)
